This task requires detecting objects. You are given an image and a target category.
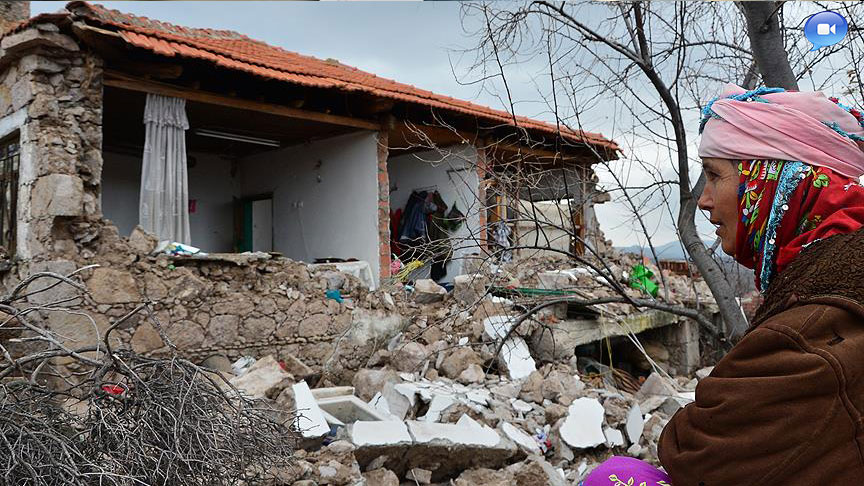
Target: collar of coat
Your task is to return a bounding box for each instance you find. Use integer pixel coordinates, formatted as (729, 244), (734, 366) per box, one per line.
(752, 227), (864, 329)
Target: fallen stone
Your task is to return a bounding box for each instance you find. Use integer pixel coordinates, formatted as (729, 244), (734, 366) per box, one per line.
(406, 468), (432, 484)
(293, 381), (331, 441)
(453, 274), (486, 305)
(229, 355), (292, 399)
(418, 393), (456, 423)
(454, 468), (514, 486)
(518, 371), (544, 404)
(281, 354), (314, 378)
(128, 225), (158, 254)
(636, 372), (678, 400)
(457, 364), (486, 385)
(559, 397), (606, 449)
(371, 381), (414, 420)
(507, 455), (567, 486)
(413, 279), (447, 303)
(501, 422), (542, 455)
(363, 468), (399, 486)
(392, 342), (427, 372)
(352, 368), (401, 401)
(439, 347), (484, 379)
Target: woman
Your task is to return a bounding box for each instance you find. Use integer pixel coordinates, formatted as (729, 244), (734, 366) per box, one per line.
(583, 85), (864, 485)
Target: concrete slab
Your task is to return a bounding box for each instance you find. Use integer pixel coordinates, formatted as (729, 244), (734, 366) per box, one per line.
(293, 381), (330, 440)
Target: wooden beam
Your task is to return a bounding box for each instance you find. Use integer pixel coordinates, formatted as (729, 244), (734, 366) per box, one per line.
(103, 71), (381, 131)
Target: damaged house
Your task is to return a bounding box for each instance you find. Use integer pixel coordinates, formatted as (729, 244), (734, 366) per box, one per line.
(0, 1), (618, 289)
(0, 3), (723, 482)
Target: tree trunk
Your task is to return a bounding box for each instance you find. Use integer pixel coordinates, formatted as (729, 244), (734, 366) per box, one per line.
(738, 1), (799, 90)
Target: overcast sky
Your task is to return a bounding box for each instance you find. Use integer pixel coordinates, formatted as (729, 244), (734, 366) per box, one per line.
(30, 1), (853, 249)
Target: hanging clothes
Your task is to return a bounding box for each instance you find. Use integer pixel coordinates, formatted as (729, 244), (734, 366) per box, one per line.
(494, 220), (513, 262)
(398, 190), (428, 242)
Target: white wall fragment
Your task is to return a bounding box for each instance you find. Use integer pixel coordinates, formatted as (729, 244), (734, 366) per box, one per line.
(560, 397), (606, 449)
(502, 422), (542, 455)
(292, 381), (331, 439)
(626, 403), (644, 444)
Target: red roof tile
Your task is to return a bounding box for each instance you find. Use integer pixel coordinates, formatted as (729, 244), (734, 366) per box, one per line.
(13, 2), (619, 153)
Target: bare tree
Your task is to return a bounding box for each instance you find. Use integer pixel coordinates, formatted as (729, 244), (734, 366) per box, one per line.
(0, 268), (295, 485)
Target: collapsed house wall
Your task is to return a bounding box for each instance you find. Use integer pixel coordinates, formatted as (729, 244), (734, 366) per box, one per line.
(388, 145), (482, 282)
(102, 150), (240, 251)
(240, 131), (382, 280)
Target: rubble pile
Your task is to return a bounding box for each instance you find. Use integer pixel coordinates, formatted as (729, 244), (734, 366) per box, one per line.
(225, 347), (712, 485)
(14, 221), (721, 483)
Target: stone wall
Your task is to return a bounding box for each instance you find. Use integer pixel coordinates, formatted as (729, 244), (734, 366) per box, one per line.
(0, 21), (104, 266)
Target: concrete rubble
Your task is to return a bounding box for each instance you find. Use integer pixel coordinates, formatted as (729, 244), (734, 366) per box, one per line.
(9, 213), (721, 484)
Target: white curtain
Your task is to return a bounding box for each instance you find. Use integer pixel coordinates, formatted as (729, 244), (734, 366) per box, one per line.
(139, 93), (191, 244)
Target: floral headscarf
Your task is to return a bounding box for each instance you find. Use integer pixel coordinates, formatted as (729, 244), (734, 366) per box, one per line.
(735, 159), (864, 292)
(580, 456), (672, 486)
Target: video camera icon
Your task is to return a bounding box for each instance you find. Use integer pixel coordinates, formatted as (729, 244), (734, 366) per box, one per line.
(805, 11), (848, 50)
(817, 23), (837, 36)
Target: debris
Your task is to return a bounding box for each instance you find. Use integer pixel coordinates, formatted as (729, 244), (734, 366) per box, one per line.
(363, 468), (399, 486)
(457, 364), (486, 384)
(228, 355), (292, 399)
(603, 427), (625, 447)
(392, 342), (427, 372)
(293, 381), (331, 441)
(231, 355), (256, 376)
(636, 371), (678, 400)
(413, 279), (447, 303)
(501, 422), (542, 455)
(406, 468), (433, 484)
(440, 347), (484, 379)
(483, 315), (536, 380)
(559, 397), (606, 449)
(696, 365), (715, 381)
(625, 403), (645, 445)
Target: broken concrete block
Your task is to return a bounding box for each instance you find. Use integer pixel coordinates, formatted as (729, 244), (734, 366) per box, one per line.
(349, 420), (413, 447)
(317, 394), (395, 423)
(310, 386), (354, 399)
(413, 279), (447, 303)
(292, 381), (331, 440)
(229, 355), (292, 399)
(559, 397), (606, 449)
(636, 372), (678, 399)
(625, 403), (644, 445)
(372, 381), (414, 420)
(403, 420), (515, 479)
(419, 393), (456, 423)
(31, 174), (84, 217)
(406, 468), (433, 484)
(501, 422), (542, 455)
(483, 316), (536, 380)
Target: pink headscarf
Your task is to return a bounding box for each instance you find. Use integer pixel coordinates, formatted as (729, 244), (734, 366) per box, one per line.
(699, 84), (864, 178)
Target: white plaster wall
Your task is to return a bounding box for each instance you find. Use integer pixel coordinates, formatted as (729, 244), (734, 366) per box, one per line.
(101, 151), (239, 252)
(240, 131), (381, 280)
(388, 145), (481, 281)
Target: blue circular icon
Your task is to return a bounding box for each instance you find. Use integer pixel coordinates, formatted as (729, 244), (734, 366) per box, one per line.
(804, 11), (848, 51)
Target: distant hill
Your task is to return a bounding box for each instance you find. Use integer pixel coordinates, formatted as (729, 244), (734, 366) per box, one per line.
(615, 240), (705, 262)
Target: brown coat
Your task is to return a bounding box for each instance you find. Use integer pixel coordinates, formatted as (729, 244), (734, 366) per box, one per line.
(659, 229), (864, 485)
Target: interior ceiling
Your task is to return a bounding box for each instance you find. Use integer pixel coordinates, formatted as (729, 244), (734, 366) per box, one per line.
(102, 86), (357, 157)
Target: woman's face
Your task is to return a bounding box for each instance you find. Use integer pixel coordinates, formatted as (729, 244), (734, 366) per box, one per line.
(698, 157), (740, 256)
